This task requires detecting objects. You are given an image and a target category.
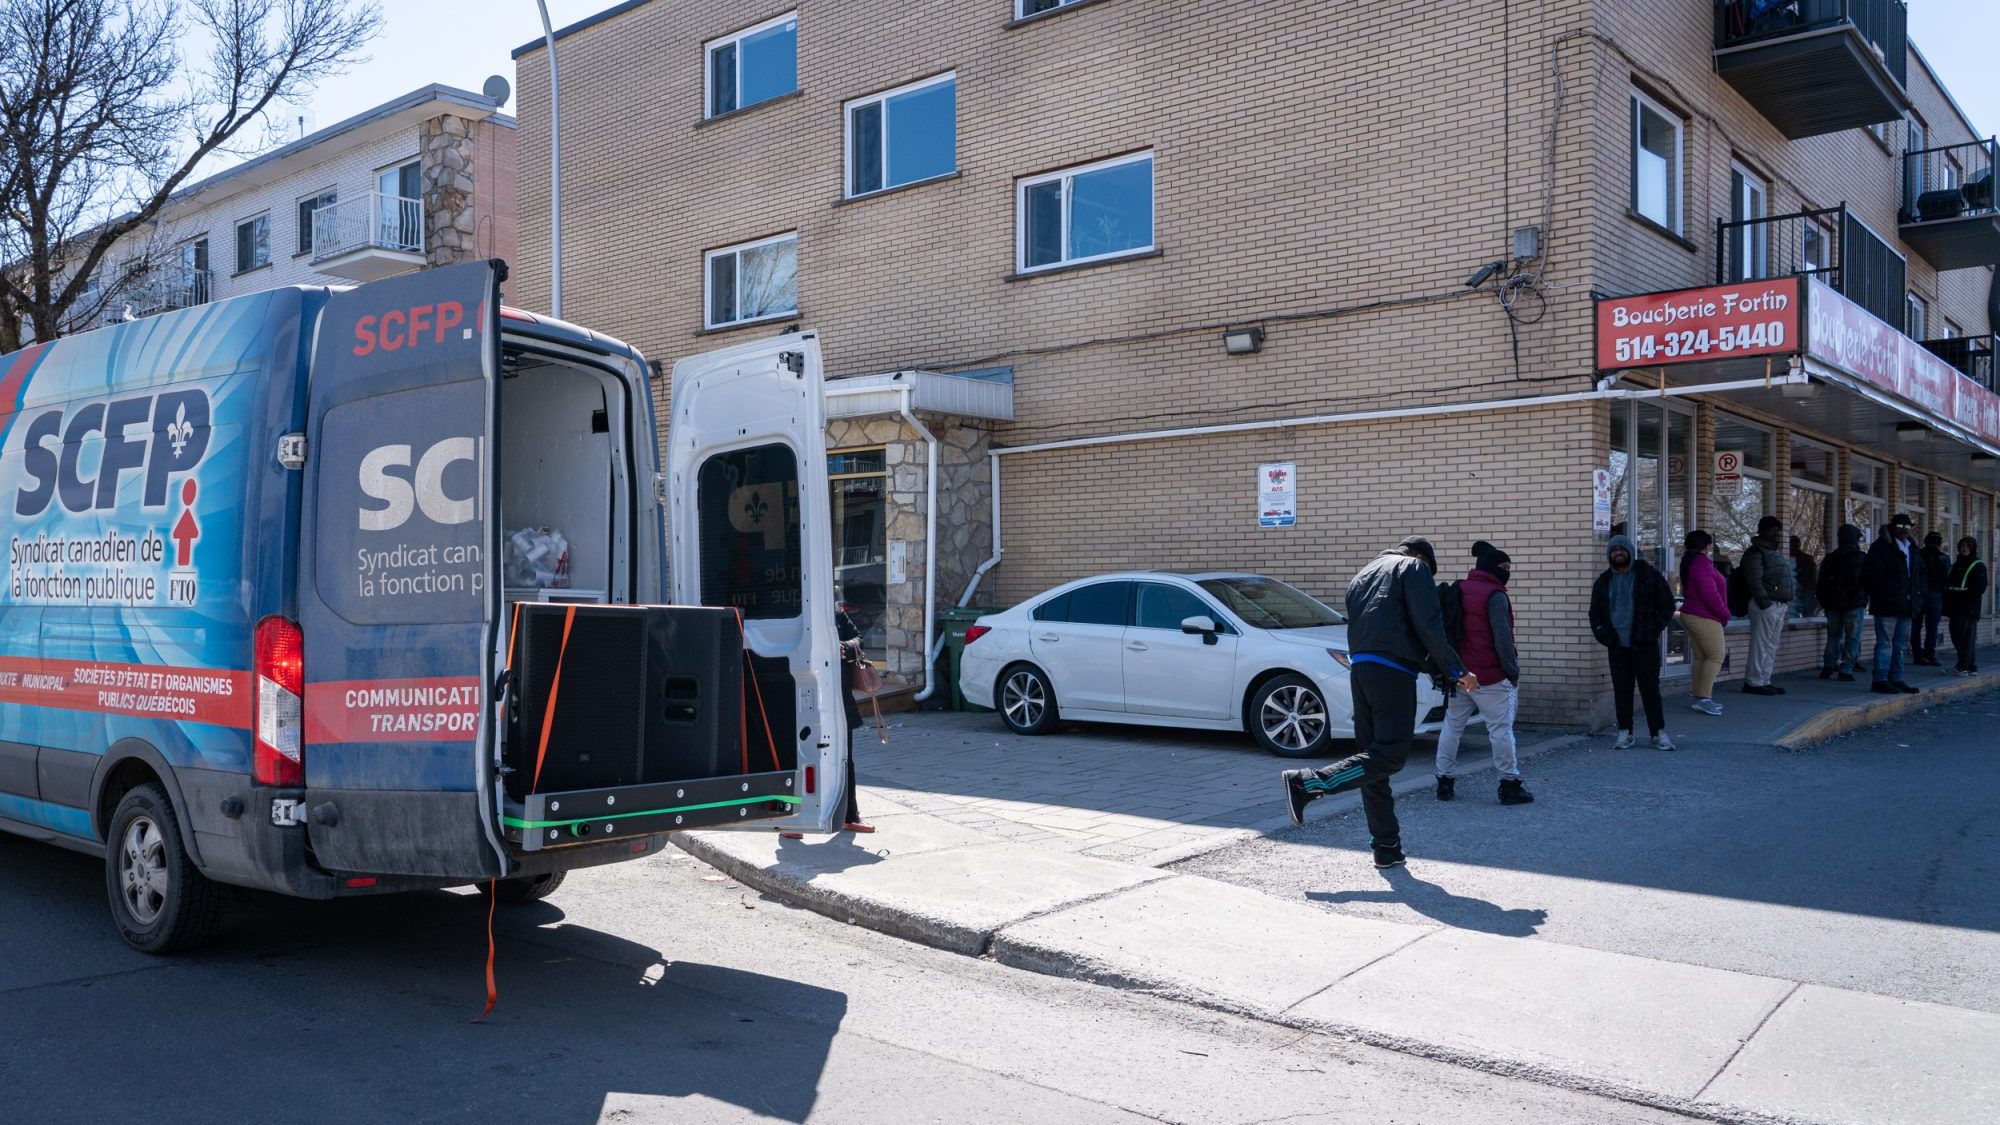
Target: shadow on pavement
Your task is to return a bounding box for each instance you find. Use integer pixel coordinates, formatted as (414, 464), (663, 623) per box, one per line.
(0, 835), (847, 1125)
(1309, 867), (1548, 937)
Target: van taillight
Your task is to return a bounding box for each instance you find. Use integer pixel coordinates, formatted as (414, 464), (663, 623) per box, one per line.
(254, 616), (305, 786)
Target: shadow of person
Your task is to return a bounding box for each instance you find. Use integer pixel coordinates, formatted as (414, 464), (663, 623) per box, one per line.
(773, 829), (889, 876)
(1308, 866), (1548, 937)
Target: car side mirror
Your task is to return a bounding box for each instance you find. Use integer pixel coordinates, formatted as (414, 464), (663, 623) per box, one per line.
(1181, 615), (1219, 645)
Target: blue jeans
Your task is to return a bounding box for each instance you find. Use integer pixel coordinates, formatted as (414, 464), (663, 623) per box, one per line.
(1822, 608), (1863, 674)
(1917, 593), (1945, 659)
(1873, 616), (1911, 683)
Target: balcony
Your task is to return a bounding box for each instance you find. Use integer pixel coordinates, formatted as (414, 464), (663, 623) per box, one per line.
(1900, 138), (2000, 271)
(1717, 203), (1909, 329)
(128, 268), (212, 317)
(310, 193), (425, 281)
(1920, 334), (1996, 394)
(1714, 0), (1908, 138)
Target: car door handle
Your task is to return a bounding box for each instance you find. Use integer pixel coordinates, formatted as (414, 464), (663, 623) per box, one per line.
(1037, 633), (1061, 643)
(1125, 642), (1148, 652)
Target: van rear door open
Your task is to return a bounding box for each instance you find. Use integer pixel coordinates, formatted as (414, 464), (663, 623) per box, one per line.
(299, 261), (507, 877)
(668, 334), (843, 835)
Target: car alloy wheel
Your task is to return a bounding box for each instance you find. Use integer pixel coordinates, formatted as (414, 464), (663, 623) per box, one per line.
(1260, 683), (1328, 753)
(118, 814), (170, 927)
(1002, 669), (1047, 730)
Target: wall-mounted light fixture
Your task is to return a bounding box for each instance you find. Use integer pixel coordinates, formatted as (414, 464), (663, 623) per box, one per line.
(1222, 326), (1265, 355)
(1895, 421), (1927, 443)
(1781, 377), (1819, 400)
(647, 359), (666, 381)
(1465, 261), (1505, 288)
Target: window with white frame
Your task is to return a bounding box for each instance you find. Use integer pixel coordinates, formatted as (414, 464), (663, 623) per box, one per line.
(235, 213), (270, 273)
(1713, 414), (1774, 571)
(1907, 291), (1928, 339)
(1905, 117), (1927, 202)
(1789, 440), (1837, 617)
(1943, 319), (1962, 339)
(1728, 160), (1768, 281)
(296, 188), (336, 255)
(1937, 481), (1963, 552)
(1801, 215), (1834, 276)
(1017, 151), (1155, 273)
(1900, 470), (1928, 528)
(705, 232), (799, 329)
(847, 73), (956, 198)
(1631, 90), (1683, 233)
(1018, 0), (1090, 16)
(706, 12), (797, 118)
(1848, 457), (1889, 543)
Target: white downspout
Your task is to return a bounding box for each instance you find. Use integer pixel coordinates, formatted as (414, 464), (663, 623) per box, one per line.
(957, 448), (1002, 606)
(899, 388), (941, 703)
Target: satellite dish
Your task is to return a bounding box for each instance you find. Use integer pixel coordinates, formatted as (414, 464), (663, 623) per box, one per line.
(483, 75), (512, 107)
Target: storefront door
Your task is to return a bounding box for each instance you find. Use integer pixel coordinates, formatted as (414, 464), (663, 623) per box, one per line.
(1610, 399), (1697, 669)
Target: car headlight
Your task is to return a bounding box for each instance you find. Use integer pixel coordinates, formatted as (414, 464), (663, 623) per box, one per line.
(1326, 649), (1351, 669)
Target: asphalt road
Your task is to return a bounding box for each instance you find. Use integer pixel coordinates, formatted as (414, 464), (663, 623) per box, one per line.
(0, 832), (1700, 1125)
(1180, 688), (2000, 1012)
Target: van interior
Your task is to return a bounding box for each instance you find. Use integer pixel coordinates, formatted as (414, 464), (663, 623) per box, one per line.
(498, 350), (632, 610)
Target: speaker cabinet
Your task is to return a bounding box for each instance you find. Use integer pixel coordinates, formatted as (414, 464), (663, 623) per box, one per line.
(506, 605), (743, 800)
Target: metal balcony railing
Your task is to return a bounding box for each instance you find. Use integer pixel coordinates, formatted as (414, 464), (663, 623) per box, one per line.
(129, 268), (213, 316)
(1715, 0), (1908, 90)
(1902, 138), (1999, 224)
(1920, 334), (1996, 393)
(1716, 204), (1847, 289)
(310, 193), (424, 262)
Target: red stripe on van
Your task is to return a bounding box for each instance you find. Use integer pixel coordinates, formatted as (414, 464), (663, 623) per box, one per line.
(0, 655), (251, 729)
(303, 676), (483, 744)
(0, 341), (54, 445)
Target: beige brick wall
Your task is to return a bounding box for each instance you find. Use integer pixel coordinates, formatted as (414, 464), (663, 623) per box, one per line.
(513, 1), (1998, 723)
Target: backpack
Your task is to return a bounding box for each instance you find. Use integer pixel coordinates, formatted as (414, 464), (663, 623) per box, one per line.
(1436, 579), (1465, 647)
(1726, 557), (1753, 618)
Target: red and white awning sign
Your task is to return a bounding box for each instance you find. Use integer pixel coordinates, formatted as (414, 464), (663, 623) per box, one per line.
(1805, 279), (2000, 446)
(1595, 277), (1801, 371)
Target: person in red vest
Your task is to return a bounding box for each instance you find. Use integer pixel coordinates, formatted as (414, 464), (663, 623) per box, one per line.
(1435, 544), (1532, 805)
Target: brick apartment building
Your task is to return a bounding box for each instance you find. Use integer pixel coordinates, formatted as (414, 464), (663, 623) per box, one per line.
(512, 0), (1998, 725)
(59, 84), (516, 331)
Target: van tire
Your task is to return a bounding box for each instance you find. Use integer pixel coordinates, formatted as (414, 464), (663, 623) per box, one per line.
(491, 871), (566, 903)
(105, 783), (223, 954)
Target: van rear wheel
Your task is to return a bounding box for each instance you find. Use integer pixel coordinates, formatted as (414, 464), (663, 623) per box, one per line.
(490, 871), (566, 903)
(105, 783), (223, 954)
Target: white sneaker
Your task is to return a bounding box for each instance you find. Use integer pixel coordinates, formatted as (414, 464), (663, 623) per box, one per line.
(1691, 698), (1724, 716)
(1654, 733), (1677, 751)
(1612, 731), (1635, 749)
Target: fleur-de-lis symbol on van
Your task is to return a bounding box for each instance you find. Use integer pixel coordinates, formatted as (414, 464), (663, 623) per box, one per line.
(743, 490), (770, 526)
(167, 404), (195, 459)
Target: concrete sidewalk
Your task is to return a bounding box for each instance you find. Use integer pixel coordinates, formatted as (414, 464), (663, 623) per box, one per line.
(675, 664), (2000, 1125)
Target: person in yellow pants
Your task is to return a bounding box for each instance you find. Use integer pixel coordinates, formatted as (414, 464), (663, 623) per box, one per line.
(1678, 530), (1729, 716)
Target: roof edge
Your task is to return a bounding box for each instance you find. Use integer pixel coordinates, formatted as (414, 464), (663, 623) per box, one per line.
(513, 0), (655, 59)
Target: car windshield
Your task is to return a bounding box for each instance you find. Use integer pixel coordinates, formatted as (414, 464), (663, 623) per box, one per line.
(1196, 576), (1343, 630)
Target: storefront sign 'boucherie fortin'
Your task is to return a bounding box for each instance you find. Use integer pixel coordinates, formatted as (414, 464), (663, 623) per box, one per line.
(1595, 277), (1801, 370)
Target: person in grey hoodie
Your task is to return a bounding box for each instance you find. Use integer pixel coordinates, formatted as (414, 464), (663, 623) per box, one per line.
(1739, 516), (1796, 695)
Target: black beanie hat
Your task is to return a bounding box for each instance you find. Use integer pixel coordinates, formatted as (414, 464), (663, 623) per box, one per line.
(1471, 539), (1495, 559)
(1399, 536), (1437, 568)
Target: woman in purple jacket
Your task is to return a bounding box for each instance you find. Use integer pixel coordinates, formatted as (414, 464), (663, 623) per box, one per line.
(1679, 530), (1730, 716)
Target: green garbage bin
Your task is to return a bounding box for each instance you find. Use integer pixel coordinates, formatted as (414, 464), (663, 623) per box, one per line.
(941, 606), (998, 711)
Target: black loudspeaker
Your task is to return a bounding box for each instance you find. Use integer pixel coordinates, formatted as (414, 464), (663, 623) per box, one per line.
(505, 605), (744, 800)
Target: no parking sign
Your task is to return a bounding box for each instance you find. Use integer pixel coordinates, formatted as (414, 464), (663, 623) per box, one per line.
(1714, 450), (1743, 483)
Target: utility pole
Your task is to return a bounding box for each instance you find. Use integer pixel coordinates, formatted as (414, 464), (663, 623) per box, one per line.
(535, 0), (563, 319)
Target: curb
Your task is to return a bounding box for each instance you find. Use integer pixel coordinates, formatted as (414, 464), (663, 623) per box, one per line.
(1773, 676), (1999, 750)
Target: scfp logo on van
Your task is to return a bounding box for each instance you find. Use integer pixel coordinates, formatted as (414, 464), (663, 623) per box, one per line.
(12, 389), (211, 517)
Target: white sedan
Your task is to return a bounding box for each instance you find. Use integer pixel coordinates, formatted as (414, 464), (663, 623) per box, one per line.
(958, 572), (1451, 757)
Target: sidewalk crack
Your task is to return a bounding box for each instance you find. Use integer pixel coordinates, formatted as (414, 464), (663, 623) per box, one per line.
(1692, 980), (1801, 1102)
(1278, 926), (1441, 1016)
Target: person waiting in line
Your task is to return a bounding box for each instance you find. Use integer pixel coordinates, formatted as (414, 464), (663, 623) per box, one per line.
(1944, 537), (1988, 677)
(1915, 532), (1952, 667)
(1816, 524), (1868, 682)
(1789, 535), (1819, 618)
(1861, 513), (1924, 694)
(1435, 545), (1531, 806)
(1739, 517), (1795, 696)
(1589, 535), (1678, 750)
(1678, 531), (1729, 716)
(1281, 537), (1476, 869)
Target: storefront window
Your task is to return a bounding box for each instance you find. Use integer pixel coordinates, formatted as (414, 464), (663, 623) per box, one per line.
(1712, 414), (1775, 578)
(829, 447), (888, 660)
(1787, 440), (1836, 618)
(1609, 399), (1696, 665)
(1937, 481), (1963, 554)
(1847, 458), (1888, 543)
(1900, 470), (1928, 530)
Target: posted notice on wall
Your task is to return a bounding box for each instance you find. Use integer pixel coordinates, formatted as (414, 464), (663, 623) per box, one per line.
(1592, 468), (1613, 535)
(1259, 463), (1297, 528)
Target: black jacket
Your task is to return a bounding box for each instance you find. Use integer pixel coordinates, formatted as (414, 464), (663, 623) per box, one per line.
(1344, 548), (1465, 677)
(1919, 545), (1952, 597)
(1816, 526), (1868, 613)
(1741, 534), (1797, 605)
(1861, 531), (1925, 618)
(1944, 557), (1989, 620)
(1589, 561), (1676, 648)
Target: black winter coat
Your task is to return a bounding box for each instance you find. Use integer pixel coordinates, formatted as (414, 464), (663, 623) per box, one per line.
(1816, 543), (1867, 613)
(1944, 558), (1989, 619)
(1344, 549), (1466, 676)
(1861, 533), (1925, 618)
(1919, 546), (1952, 597)
(1588, 561), (1677, 648)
